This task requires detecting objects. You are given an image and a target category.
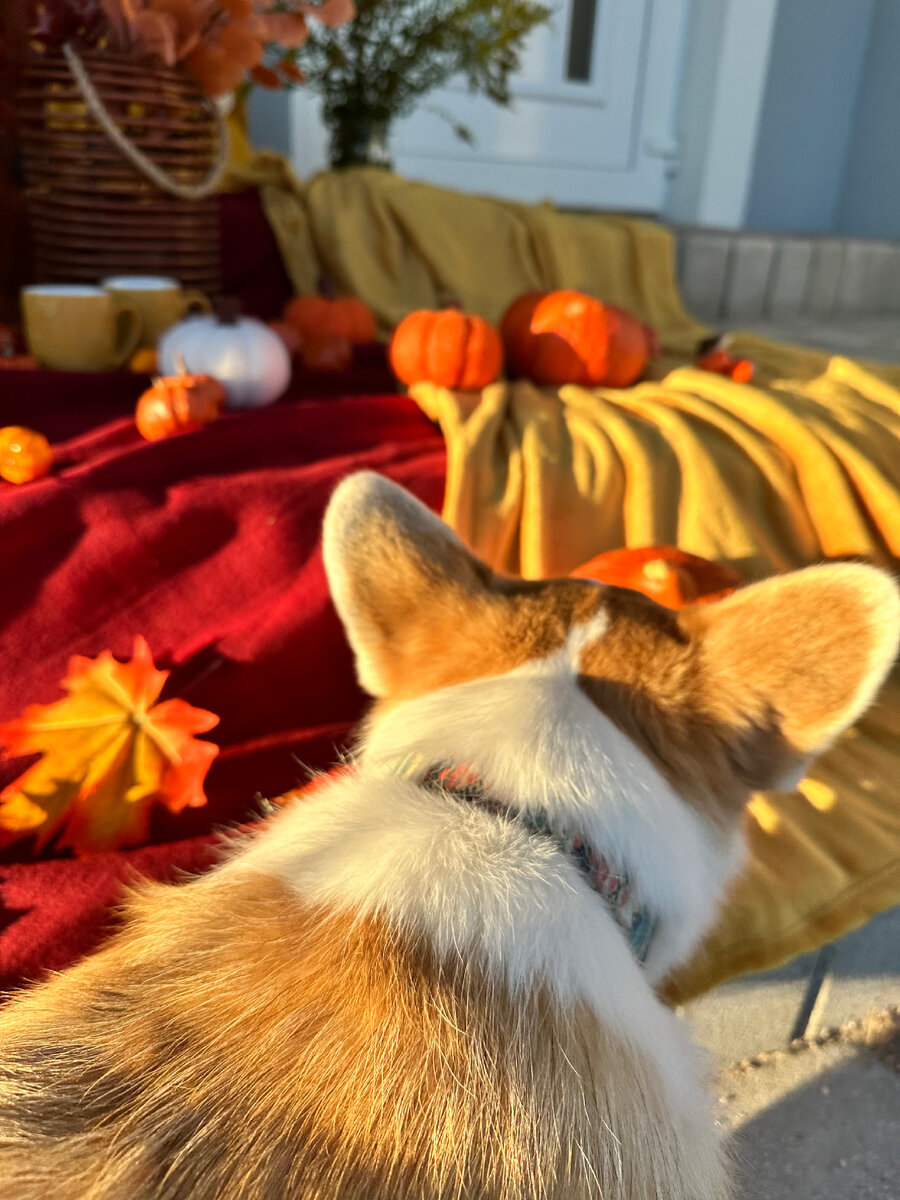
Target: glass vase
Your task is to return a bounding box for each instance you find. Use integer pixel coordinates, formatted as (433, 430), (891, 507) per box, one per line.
(328, 111), (393, 170)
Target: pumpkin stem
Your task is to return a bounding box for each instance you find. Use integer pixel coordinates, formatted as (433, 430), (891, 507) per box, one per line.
(697, 331), (734, 357)
(317, 275), (337, 300)
(173, 352), (189, 376)
(215, 297), (241, 326)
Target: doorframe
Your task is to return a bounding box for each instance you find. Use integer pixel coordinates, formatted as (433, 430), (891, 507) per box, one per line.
(664, 0), (782, 229)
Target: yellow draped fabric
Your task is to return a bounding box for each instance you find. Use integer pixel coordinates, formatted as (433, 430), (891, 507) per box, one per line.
(409, 367), (900, 1003)
(223, 151), (900, 1002)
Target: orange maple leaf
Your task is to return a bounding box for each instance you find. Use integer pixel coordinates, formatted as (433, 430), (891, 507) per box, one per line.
(0, 637), (219, 855)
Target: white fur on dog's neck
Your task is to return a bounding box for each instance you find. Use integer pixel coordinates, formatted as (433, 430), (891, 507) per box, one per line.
(363, 657), (743, 987)
(236, 622), (744, 1128)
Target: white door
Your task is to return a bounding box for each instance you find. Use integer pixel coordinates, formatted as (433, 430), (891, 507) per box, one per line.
(285, 0), (690, 211)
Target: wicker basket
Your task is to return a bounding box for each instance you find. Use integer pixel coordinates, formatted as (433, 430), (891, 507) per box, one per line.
(17, 48), (225, 293)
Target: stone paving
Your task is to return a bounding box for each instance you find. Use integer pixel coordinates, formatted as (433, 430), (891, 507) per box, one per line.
(719, 1020), (900, 1200)
(682, 907), (900, 1199)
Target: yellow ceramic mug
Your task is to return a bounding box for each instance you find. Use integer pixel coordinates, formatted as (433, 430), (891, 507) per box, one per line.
(101, 276), (212, 350)
(21, 285), (143, 371)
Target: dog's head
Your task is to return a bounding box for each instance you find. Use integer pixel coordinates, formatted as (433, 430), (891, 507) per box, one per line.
(323, 472), (899, 835)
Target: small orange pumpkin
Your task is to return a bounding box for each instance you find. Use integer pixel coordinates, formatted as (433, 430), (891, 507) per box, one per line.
(390, 309), (504, 390)
(697, 347), (755, 383)
(0, 355), (39, 370)
(284, 295), (377, 345)
(129, 348), (159, 374)
(135, 360), (226, 442)
(267, 319), (304, 358)
(570, 546), (741, 609)
(0, 426), (54, 484)
(0, 324), (38, 370)
(301, 333), (353, 372)
(499, 290), (651, 388)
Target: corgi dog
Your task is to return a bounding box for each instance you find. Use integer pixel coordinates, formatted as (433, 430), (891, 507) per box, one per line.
(0, 471), (898, 1200)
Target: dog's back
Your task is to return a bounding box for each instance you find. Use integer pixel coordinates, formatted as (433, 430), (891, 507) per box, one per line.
(0, 867), (726, 1199)
(1, 472), (897, 1199)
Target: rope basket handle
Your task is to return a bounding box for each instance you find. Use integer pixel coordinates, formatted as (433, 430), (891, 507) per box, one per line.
(62, 42), (228, 201)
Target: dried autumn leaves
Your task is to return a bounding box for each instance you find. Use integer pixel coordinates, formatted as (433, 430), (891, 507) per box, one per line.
(0, 638), (219, 856)
(92, 0), (355, 97)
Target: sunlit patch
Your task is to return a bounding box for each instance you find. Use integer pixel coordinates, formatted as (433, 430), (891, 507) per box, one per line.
(796, 778), (837, 812)
(748, 795), (781, 834)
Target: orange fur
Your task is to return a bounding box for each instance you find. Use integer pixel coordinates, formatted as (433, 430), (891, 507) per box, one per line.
(0, 867), (727, 1200)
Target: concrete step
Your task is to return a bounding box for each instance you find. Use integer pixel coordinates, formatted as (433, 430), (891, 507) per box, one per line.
(675, 227), (900, 326)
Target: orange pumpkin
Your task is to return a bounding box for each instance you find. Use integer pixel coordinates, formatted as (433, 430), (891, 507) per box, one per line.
(0, 326), (38, 370)
(128, 348), (158, 374)
(499, 290), (546, 377)
(267, 319), (304, 358)
(390, 309), (504, 390)
(0, 355), (39, 370)
(698, 348), (755, 383)
(284, 295), (377, 345)
(602, 306), (652, 387)
(135, 364), (226, 441)
(301, 333), (353, 372)
(642, 322), (662, 360)
(0, 426), (54, 484)
(570, 546), (741, 609)
(499, 290), (651, 388)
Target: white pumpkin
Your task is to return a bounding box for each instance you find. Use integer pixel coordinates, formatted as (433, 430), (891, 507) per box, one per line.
(158, 314), (291, 409)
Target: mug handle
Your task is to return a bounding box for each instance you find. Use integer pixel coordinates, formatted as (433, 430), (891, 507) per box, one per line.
(113, 304), (144, 368)
(182, 290), (212, 316)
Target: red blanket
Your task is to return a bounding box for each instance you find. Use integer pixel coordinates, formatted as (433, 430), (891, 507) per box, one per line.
(0, 394), (446, 992)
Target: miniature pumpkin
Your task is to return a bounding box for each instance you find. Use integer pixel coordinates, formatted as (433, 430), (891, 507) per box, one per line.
(158, 312), (291, 409)
(267, 319), (304, 358)
(0, 324), (38, 370)
(0, 426), (54, 484)
(390, 309), (504, 390)
(0, 354), (39, 370)
(129, 348), (158, 374)
(698, 347), (755, 383)
(570, 546), (741, 609)
(499, 290), (651, 388)
(301, 333), (353, 372)
(284, 295), (377, 345)
(135, 360), (226, 441)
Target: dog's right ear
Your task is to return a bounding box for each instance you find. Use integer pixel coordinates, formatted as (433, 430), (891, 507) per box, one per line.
(322, 473), (487, 697)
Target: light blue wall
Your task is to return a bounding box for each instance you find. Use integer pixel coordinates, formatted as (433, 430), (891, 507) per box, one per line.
(664, 0), (783, 229)
(837, 0), (900, 239)
(744, 0), (876, 233)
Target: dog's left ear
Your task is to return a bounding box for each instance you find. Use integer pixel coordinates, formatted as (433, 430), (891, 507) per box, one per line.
(680, 563), (900, 764)
(322, 472), (487, 696)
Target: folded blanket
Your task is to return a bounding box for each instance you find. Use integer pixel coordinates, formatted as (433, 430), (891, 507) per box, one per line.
(222, 156), (707, 352)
